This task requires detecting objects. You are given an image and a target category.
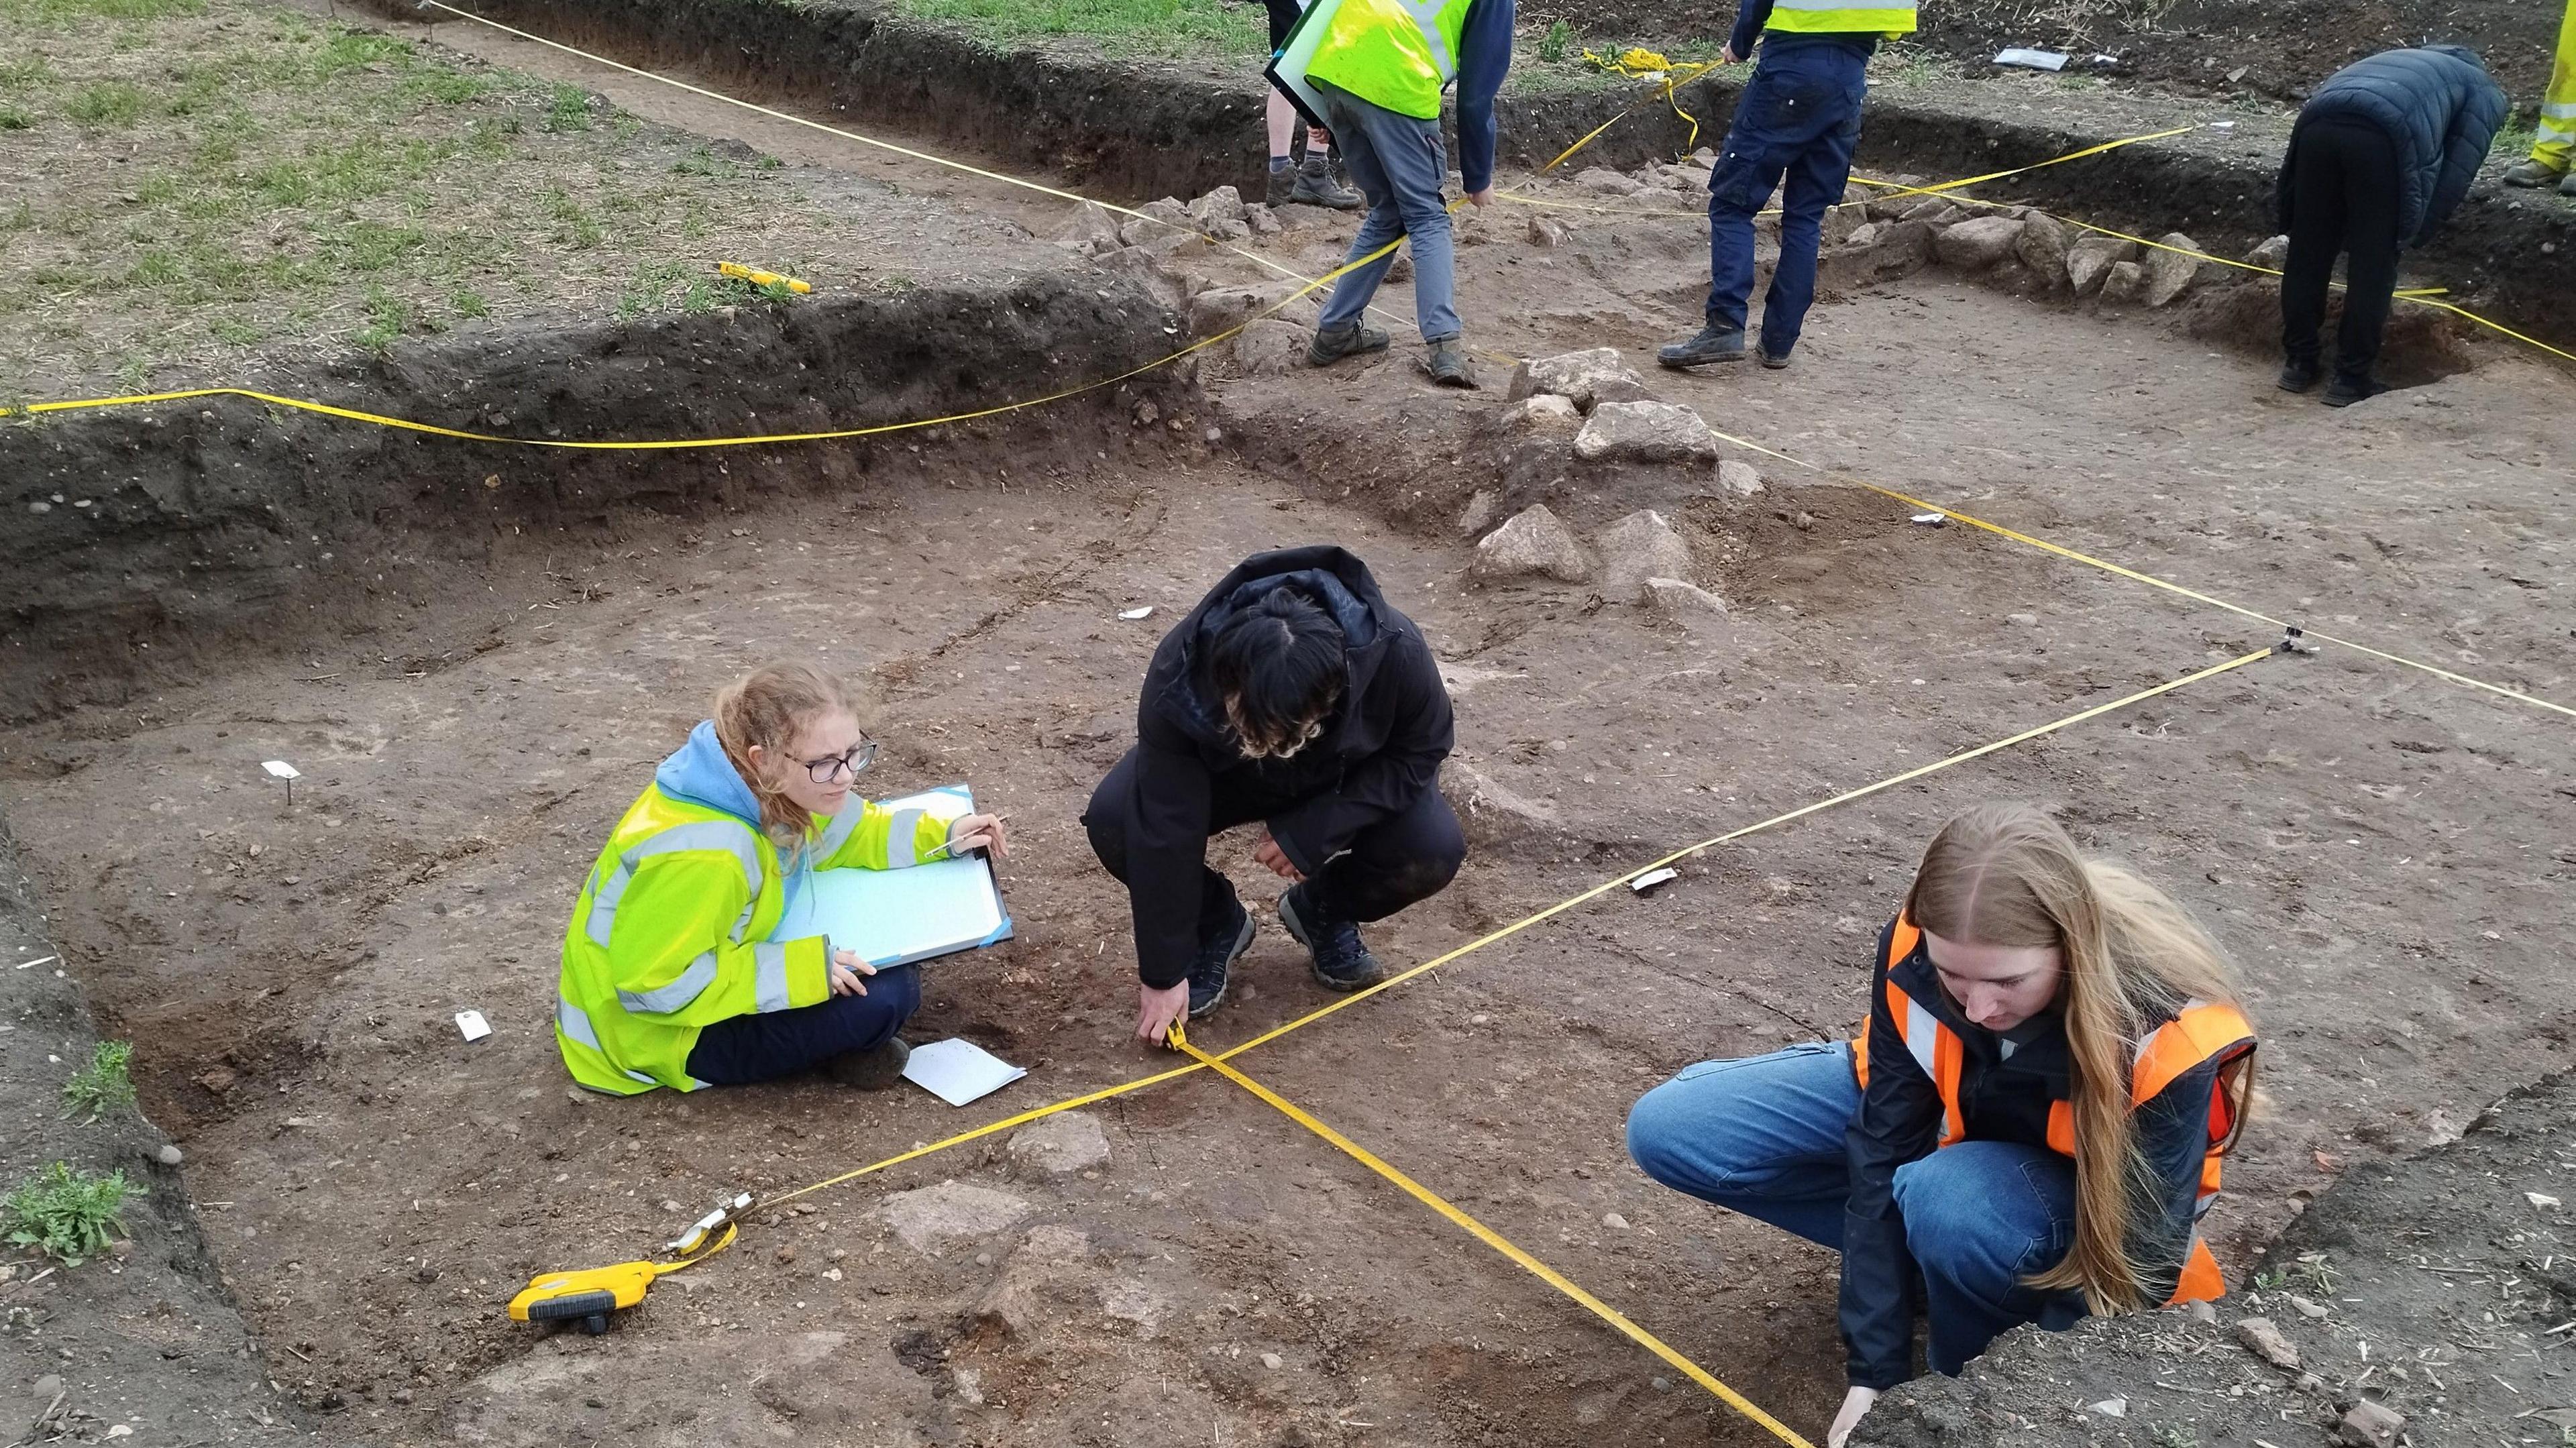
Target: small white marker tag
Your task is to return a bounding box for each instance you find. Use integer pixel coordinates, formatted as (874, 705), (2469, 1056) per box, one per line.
(262, 760), (302, 780)
(1118, 606), (1155, 620)
(1911, 512), (1947, 526)
(454, 1009), (492, 1042)
(1630, 868), (1680, 894)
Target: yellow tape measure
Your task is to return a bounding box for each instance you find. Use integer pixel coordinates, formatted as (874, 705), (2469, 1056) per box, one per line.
(506, 1221), (737, 1334)
(716, 261), (812, 294)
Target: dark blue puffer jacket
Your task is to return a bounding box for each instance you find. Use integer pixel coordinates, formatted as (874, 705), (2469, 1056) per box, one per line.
(2279, 46), (2508, 247)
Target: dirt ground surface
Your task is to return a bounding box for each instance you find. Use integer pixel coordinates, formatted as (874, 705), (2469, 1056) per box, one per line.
(5, 4), (2575, 1447)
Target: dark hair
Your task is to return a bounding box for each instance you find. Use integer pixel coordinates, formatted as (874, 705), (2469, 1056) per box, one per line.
(1207, 588), (1345, 759)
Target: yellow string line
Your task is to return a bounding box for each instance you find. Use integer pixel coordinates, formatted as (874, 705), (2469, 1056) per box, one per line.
(761, 647), (2279, 1210)
(1852, 176), (2576, 366)
(1169, 1024), (1817, 1448)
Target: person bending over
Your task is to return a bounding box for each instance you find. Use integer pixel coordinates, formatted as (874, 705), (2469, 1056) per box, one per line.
(1627, 803), (2256, 1447)
(555, 662), (1007, 1094)
(1083, 547), (1462, 1044)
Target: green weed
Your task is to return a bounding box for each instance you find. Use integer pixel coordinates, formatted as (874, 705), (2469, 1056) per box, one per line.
(352, 286), (408, 350)
(311, 28), (413, 80)
(1538, 19), (1570, 63)
(543, 81), (594, 132)
(62, 1041), (136, 1123)
(0, 107), (32, 130)
(672, 145), (738, 179)
(2149, 1428), (2197, 1448)
(0, 56), (55, 89)
(67, 80), (148, 124)
(208, 315), (262, 344)
(3, 1162), (140, 1267)
(449, 287), (488, 319)
(543, 187), (604, 248)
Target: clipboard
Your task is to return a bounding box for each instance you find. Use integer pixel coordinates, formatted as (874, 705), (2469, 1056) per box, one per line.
(1264, 0), (1334, 131)
(770, 784), (1014, 968)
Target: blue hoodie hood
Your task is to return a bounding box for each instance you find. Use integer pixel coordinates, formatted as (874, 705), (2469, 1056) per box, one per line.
(654, 720), (763, 823)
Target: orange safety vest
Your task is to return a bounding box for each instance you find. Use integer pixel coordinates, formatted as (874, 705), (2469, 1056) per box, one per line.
(1851, 914), (2255, 1304)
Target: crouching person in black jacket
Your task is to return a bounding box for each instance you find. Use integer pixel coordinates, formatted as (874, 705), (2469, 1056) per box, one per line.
(1083, 547), (1463, 1045)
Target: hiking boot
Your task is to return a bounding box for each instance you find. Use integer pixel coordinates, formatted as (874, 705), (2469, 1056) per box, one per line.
(1289, 155), (1364, 210)
(2322, 374), (2387, 408)
(1757, 345), (1794, 370)
(1265, 163), (1298, 209)
(1307, 321), (1391, 367)
(1277, 883), (1385, 992)
(1187, 895), (1256, 1019)
(1423, 337), (1477, 388)
(2277, 356), (2321, 393)
(1658, 324), (1747, 369)
(824, 1037), (911, 1090)
(2562, 170), (2576, 198)
(2502, 158), (2565, 188)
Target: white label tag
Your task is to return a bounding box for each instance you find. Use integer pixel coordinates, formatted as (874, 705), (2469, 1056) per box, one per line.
(454, 1009), (492, 1042)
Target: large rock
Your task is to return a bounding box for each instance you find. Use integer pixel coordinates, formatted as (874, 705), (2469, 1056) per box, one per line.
(879, 1180), (1033, 1255)
(1572, 166), (1644, 197)
(1120, 197), (1195, 247)
(2013, 211), (2070, 288)
(1595, 509), (1693, 604)
(1526, 213), (1568, 247)
(1573, 400), (1719, 465)
(1007, 1110), (1110, 1177)
(1820, 199), (1866, 247)
(1933, 214), (2025, 271)
(2245, 233), (2290, 270)
(1471, 504), (1592, 583)
(2065, 234), (2140, 296)
(1646, 577), (1731, 632)
(1866, 219), (1936, 277)
(1055, 201), (1124, 256)
(1233, 319), (1311, 377)
(1188, 185), (1247, 229)
(2096, 259), (2147, 306)
(1506, 394), (1582, 434)
(1717, 458), (1764, 498)
(1504, 347), (1649, 412)
(2143, 232), (2206, 307)
(1900, 197), (1967, 227)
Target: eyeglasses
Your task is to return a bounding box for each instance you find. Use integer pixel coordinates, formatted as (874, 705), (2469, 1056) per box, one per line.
(799, 738), (879, 783)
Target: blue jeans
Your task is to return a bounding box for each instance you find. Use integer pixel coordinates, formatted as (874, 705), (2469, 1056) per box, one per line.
(684, 964), (921, 1086)
(1703, 42), (1868, 355)
(1625, 1042), (2085, 1376)
(1313, 82), (1461, 343)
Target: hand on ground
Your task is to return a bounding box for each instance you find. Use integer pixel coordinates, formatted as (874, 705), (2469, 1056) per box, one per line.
(828, 948), (876, 997)
(1252, 830), (1304, 881)
(1827, 1386), (1880, 1448)
(1135, 980), (1190, 1044)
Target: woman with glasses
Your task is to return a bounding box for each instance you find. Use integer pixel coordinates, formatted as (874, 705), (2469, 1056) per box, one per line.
(554, 661), (1008, 1095)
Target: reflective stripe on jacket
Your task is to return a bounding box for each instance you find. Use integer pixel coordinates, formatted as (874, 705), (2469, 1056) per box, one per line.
(1849, 913), (2255, 1306)
(554, 783), (953, 1095)
(1764, 0), (1917, 38)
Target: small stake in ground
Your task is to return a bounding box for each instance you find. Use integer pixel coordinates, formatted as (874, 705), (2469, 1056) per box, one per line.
(261, 759), (301, 810)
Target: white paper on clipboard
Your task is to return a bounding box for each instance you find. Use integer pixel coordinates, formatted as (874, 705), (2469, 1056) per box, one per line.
(769, 785), (1014, 968)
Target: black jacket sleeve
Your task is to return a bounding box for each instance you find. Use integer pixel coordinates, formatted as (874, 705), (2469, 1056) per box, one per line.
(2420, 75), (2508, 243)
(1839, 946), (1945, 1390)
(2125, 1056), (2224, 1304)
(1265, 632), (1455, 876)
(1126, 705), (1216, 991)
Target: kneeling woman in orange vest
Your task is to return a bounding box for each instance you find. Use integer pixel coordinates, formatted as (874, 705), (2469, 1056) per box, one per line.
(554, 663), (1008, 1095)
(1626, 803), (2254, 1447)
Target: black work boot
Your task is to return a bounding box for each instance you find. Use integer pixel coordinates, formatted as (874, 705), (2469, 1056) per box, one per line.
(1277, 883), (1385, 992)
(1265, 162), (1297, 208)
(1307, 321), (1391, 367)
(824, 1037), (911, 1090)
(1757, 344), (1794, 370)
(1423, 337), (1477, 388)
(1188, 893), (1256, 1019)
(2322, 374), (2386, 408)
(1658, 324), (1747, 369)
(1289, 154), (1363, 210)
(2277, 356), (2321, 393)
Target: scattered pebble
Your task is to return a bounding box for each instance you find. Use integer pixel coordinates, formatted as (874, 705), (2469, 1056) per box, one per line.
(1469, 1013), (1490, 1025)
(2235, 1315), (2300, 1370)
(2287, 1292), (2328, 1319)
(33, 1374), (64, 1398)
(1260, 1352), (1282, 1370)
(2337, 1399), (2404, 1448)
(156, 1144), (184, 1166)
(2085, 1396), (2127, 1418)
(2005, 612), (2039, 627)
(1602, 1213), (1629, 1230)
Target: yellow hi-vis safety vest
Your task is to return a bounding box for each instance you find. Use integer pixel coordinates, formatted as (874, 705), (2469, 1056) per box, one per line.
(1765, 0), (1918, 38)
(554, 783), (953, 1094)
(1303, 0), (1473, 121)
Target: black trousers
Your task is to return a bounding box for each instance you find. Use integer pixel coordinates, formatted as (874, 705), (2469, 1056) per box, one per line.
(2281, 118), (2402, 384)
(1083, 747), (1465, 938)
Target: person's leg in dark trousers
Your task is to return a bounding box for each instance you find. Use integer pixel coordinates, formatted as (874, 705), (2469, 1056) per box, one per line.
(684, 964), (922, 1086)
(2279, 123), (2351, 376)
(1754, 49), (1866, 359)
(1291, 782), (1466, 925)
(2326, 127), (2402, 390)
(1082, 746), (1246, 948)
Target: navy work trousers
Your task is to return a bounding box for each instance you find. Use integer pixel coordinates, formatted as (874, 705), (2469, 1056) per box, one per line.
(684, 964), (921, 1086)
(1703, 41), (1869, 355)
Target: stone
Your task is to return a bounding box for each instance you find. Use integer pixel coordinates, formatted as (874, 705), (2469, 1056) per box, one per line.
(1820, 199), (1865, 247)
(2337, 1400), (2404, 1448)
(156, 1143), (184, 1166)
(1900, 197), (1966, 227)
(1055, 202), (1124, 256)
(877, 1180), (1033, 1255)
(32, 1375), (63, 1400)
(1455, 489), (1500, 536)
(2143, 232), (2206, 306)
(2287, 1292), (2329, 1320)
(1006, 1111), (1109, 1177)
(1507, 394), (1582, 435)
(1573, 400), (1719, 465)
(1471, 505), (1592, 584)
(2245, 233), (2290, 270)
(1188, 185), (1247, 229)
(1504, 347), (1648, 412)
(2013, 211), (2070, 286)
(2065, 234), (2141, 296)
(1844, 221), (1882, 248)
(1232, 319), (1311, 378)
(1572, 166), (1643, 197)
(1601, 1212), (1629, 1229)
(1646, 577), (1730, 631)
(2004, 611), (2038, 627)
(1595, 509), (1693, 604)
(1259, 1352), (1283, 1370)
(2186, 1300), (2218, 1324)
(2085, 1397), (2127, 1418)
(2234, 1316), (2300, 1370)
(1933, 214), (2024, 270)
(1866, 219), (1936, 276)
(2096, 259), (2147, 306)
(1188, 284), (1316, 339)
(1527, 213), (1567, 247)
(1717, 458), (1764, 498)
(1242, 203), (1280, 237)
(1866, 175), (1927, 217)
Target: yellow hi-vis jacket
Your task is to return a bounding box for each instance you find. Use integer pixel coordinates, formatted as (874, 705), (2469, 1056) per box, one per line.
(1304, 0), (1474, 121)
(1765, 0), (1917, 38)
(554, 785), (953, 1094)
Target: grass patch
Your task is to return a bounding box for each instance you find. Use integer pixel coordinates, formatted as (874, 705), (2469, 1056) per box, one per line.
(1, 0), (205, 23)
(352, 286), (409, 350)
(67, 79), (148, 123)
(449, 286), (489, 319)
(4, 1162), (140, 1267)
(0, 107), (32, 130)
(543, 80), (594, 131)
(61, 1040), (136, 1123)
(894, 0), (1265, 57)
(1538, 19), (1571, 63)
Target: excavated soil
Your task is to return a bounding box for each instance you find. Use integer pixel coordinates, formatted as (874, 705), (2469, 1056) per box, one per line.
(3, 8), (2573, 1448)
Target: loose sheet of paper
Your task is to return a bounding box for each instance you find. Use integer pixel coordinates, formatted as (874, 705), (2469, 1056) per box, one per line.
(901, 1038), (1028, 1107)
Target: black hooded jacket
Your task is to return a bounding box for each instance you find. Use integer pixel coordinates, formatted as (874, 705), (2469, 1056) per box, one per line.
(1120, 547), (1454, 989)
(2279, 45), (2506, 247)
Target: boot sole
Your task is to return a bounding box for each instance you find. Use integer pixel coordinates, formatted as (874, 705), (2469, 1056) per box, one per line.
(1307, 337), (1391, 367)
(1277, 889), (1384, 993)
(1189, 911), (1256, 1019)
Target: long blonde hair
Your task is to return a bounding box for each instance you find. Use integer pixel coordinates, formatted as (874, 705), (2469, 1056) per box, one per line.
(710, 663), (866, 849)
(1903, 802), (2252, 1314)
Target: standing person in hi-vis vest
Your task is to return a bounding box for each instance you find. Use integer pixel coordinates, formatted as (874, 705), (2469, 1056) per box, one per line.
(2502, 0), (2576, 194)
(555, 663), (1008, 1095)
(1275, 0), (1515, 387)
(1626, 803), (2257, 1447)
(1660, 0), (1914, 372)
